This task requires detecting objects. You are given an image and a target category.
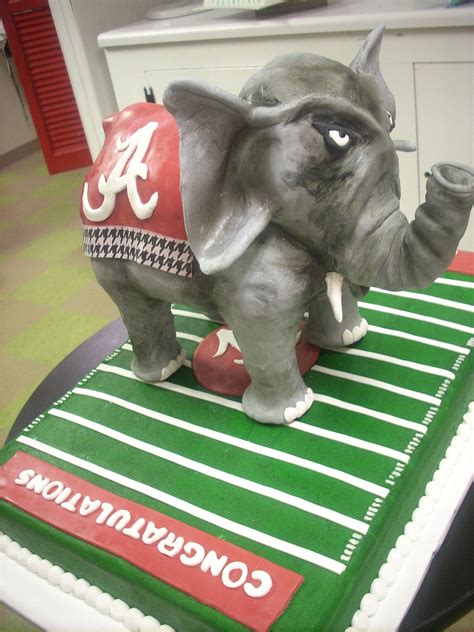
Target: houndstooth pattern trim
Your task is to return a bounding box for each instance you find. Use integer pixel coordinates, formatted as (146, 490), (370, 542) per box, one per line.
(83, 226), (194, 278)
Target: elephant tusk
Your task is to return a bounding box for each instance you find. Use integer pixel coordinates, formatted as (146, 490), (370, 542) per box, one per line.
(393, 139), (417, 152)
(325, 272), (344, 323)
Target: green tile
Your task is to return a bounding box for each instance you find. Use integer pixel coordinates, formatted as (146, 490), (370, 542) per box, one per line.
(0, 347), (49, 403)
(0, 390), (37, 446)
(0, 299), (50, 345)
(0, 257), (49, 294)
(0, 223), (51, 256)
(11, 264), (94, 306)
(26, 200), (79, 226)
(0, 197), (50, 222)
(3, 308), (109, 366)
(7, 150), (48, 178)
(61, 281), (118, 322)
(28, 159), (49, 178)
(0, 192), (23, 206)
(17, 228), (83, 262)
(34, 173), (86, 199)
(0, 170), (24, 187)
(0, 218), (12, 230)
(0, 603), (42, 631)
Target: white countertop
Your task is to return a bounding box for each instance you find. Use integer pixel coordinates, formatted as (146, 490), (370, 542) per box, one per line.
(98, 0), (474, 48)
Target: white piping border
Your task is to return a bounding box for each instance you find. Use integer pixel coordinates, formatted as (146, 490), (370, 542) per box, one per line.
(0, 532), (174, 632)
(346, 401), (473, 631)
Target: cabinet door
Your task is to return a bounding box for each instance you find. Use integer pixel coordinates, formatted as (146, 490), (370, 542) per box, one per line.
(415, 63), (473, 251)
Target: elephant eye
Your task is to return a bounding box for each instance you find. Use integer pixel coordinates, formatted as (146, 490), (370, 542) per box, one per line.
(327, 129), (350, 148)
(312, 122), (356, 154)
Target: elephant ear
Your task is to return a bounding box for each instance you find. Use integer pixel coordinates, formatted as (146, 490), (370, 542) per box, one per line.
(350, 25), (396, 126)
(163, 80), (274, 275)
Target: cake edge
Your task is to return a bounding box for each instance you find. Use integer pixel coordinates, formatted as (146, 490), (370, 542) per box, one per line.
(1, 402), (471, 632)
(347, 400), (473, 631)
(0, 532), (175, 632)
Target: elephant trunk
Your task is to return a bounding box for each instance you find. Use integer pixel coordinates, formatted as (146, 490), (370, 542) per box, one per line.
(345, 162), (473, 290)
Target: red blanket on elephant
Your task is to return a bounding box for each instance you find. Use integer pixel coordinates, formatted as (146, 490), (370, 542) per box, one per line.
(80, 103), (194, 277)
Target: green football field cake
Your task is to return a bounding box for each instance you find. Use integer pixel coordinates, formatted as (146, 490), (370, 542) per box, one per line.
(1, 263), (473, 631)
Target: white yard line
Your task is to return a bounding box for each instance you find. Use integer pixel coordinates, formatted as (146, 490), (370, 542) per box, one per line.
(97, 363), (413, 465)
(290, 419), (409, 464)
(171, 308), (215, 322)
(367, 325), (470, 355)
(124, 334), (459, 379)
(99, 362), (244, 411)
(48, 407), (370, 534)
(370, 288), (473, 313)
(311, 365), (440, 407)
(360, 302), (474, 335)
(435, 277), (474, 289)
(16, 435), (347, 574)
(325, 346), (455, 380)
(313, 394), (426, 434)
(73, 384), (389, 498)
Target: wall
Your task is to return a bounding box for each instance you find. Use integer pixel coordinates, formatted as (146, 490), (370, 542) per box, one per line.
(0, 50), (37, 159)
(68, 0), (161, 120)
(50, 0), (164, 158)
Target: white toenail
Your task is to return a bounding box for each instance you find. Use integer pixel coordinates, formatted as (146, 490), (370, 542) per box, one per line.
(284, 407), (298, 423)
(160, 348), (187, 380)
(342, 330), (353, 345)
(295, 400), (306, 415)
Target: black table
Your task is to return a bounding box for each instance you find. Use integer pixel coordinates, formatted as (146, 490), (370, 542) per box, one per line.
(7, 319), (474, 632)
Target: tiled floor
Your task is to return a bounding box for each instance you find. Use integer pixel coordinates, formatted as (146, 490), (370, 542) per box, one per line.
(0, 150), (117, 447)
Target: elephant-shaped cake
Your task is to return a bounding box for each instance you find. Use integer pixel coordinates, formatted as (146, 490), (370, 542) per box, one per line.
(81, 26), (473, 425)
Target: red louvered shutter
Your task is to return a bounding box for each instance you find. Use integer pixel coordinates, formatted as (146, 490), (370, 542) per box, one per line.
(0, 0), (91, 174)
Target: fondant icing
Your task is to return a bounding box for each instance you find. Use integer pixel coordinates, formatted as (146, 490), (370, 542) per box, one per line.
(81, 26), (473, 425)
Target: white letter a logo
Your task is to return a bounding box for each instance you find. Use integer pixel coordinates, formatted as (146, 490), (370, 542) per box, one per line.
(83, 121), (159, 222)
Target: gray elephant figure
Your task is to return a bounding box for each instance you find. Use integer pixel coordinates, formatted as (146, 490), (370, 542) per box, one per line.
(81, 26), (473, 425)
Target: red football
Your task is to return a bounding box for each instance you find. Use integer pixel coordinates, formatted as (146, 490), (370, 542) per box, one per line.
(193, 324), (320, 397)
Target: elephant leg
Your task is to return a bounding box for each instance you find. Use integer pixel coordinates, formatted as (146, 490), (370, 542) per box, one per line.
(223, 310), (312, 425)
(92, 261), (185, 382)
(304, 284), (368, 348)
(125, 297), (185, 382)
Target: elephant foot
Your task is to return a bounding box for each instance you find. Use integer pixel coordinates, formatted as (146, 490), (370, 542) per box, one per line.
(132, 347), (186, 383)
(305, 283), (369, 349)
(305, 317), (368, 349)
(242, 384), (314, 425)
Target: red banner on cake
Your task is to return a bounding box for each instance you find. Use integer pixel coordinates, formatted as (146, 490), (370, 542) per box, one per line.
(0, 452), (303, 631)
(448, 251), (474, 276)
